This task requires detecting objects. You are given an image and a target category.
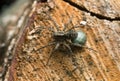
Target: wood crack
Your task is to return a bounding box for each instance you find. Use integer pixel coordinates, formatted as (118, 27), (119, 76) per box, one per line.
(63, 0), (120, 21)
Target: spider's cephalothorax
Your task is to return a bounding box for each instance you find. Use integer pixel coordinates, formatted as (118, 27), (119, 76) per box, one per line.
(53, 31), (76, 42)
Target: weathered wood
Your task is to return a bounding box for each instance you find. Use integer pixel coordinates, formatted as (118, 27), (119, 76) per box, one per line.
(9, 0), (120, 81)
(0, 0), (32, 81)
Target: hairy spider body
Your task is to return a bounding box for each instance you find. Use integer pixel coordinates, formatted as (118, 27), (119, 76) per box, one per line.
(53, 31), (76, 42)
(53, 30), (86, 47)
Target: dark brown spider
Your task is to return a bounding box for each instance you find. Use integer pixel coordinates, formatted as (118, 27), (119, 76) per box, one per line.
(38, 14), (89, 65)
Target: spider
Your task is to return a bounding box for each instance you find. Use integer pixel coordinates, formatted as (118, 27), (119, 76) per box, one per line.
(38, 14), (95, 65)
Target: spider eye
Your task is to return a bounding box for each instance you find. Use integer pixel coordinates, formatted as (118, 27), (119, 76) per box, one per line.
(72, 31), (87, 45)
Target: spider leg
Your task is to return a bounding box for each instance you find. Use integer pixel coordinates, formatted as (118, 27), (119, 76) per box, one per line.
(63, 43), (80, 75)
(66, 25), (82, 32)
(47, 26), (55, 33)
(85, 46), (98, 53)
(64, 43), (73, 54)
(37, 42), (56, 51)
(70, 43), (98, 73)
(63, 15), (73, 31)
(71, 55), (80, 72)
(46, 43), (60, 65)
(71, 43), (82, 47)
(71, 43), (101, 74)
(47, 13), (60, 31)
(72, 43), (98, 53)
(71, 54), (86, 77)
(71, 55), (85, 75)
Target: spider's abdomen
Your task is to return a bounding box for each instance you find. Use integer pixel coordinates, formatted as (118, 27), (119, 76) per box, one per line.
(72, 31), (87, 45)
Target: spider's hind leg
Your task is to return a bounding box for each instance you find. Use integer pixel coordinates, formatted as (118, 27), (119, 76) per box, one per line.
(72, 43), (98, 53)
(37, 42), (56, 51)
(64, 43), (73, 54)
(46, 43), (60, 65)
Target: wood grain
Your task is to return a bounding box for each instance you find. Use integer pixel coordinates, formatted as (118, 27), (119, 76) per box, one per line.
(9, 0), (120, 81)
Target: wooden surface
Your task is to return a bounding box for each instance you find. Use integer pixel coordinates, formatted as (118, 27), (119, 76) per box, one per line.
(9, 0), (120, 81)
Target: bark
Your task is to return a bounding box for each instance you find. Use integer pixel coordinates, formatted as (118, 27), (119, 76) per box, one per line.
(0, 0), (32, 81)
(9, 0), (120, 81)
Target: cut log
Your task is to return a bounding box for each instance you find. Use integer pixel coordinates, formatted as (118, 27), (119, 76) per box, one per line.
(9, 0), (120, 81)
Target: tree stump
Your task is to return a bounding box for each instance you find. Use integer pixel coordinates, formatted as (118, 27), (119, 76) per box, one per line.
(9, 0), (120, 81)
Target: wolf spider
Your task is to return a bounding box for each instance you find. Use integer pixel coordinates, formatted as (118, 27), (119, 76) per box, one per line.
(38, 14), (96, 66)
